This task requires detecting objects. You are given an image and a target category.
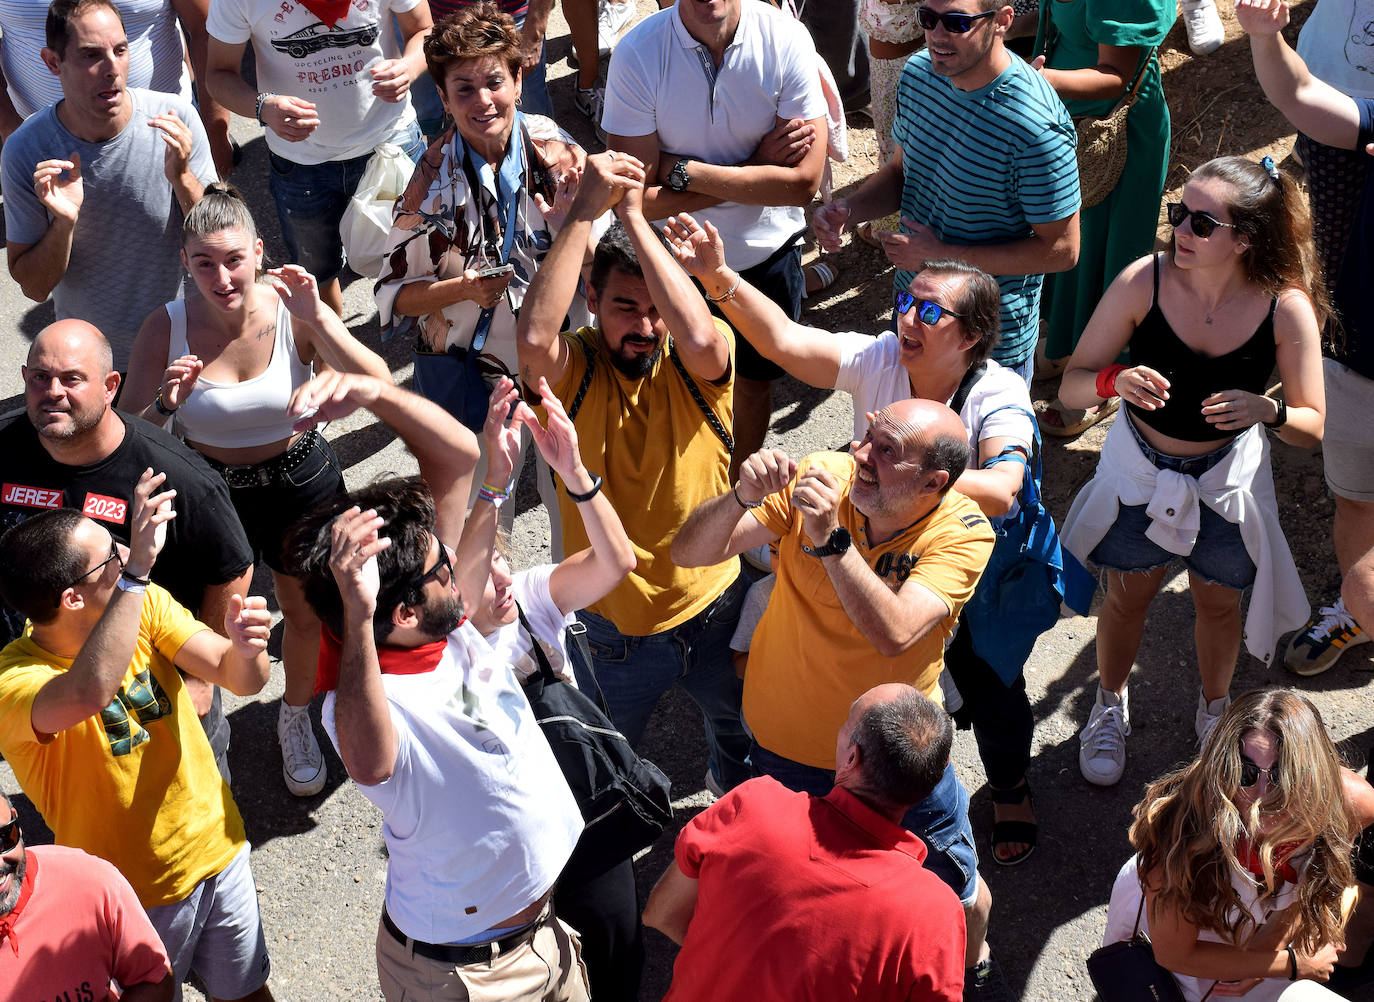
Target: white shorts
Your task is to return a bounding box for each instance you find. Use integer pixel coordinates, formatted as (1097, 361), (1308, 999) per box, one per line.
(1323, 357), (1374, 503)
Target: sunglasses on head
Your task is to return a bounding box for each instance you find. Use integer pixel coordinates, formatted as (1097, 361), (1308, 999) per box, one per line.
(1167, 201), (1236, 240)
(0, 812), (20, 853)
(916, 6), (998, 32)
(896, 291), (965, 325)
(1239, 753), (1280, 790)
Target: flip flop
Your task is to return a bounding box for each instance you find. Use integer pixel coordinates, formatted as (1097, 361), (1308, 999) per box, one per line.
(989, 780), (1036, 867)
(802, 261), (837, 300)
(1036, 396), (1118, 438)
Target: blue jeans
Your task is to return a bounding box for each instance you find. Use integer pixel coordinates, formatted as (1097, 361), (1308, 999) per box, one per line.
(750, 742), (981, 906)
(575, 572), (751, 791)
(268, 120), (425, 284)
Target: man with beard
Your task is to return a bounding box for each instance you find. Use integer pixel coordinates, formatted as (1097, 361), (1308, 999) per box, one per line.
(516, 153), (751, 794)
(673, 398), (1008, 1000)
(813, 0), (1079, 385)
(0, 320), (254, 779)
(0, 789), (175, 1000)
(284, 370), (589, 1002)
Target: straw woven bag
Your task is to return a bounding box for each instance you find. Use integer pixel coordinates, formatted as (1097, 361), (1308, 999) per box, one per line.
(1072, 52), (1154, 209)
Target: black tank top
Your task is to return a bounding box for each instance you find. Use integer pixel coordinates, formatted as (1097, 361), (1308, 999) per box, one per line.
(1126, 255), (1277, 443)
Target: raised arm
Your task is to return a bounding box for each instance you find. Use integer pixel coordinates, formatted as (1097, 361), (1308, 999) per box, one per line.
(268, 265), (391, 380)
(29, 471), (176, 736)
(1237, 0), (1362, 151)
(664, 212), (842, 388)
(170, 590), (272, 696)
(7, 155), (83, 303)
(517, 152), (646, 391)
(672, 448), (794, 568)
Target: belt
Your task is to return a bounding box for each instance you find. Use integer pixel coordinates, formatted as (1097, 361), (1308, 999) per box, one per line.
(205, 430), (319, 489)
(380, 907), (544, 965)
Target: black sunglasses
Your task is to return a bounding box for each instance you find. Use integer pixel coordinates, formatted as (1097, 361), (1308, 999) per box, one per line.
(896, 291), (965, 325)
(0, 812), (20, 853)
(65, 537), (122, 590)
(413, 542), (453, 591)
(1167, 201), (1236, 239)
(1239, 753), (1280, 790)
(916, 7), (997, 33)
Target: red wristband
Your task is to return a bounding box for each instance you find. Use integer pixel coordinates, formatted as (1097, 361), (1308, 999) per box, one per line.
(1096, 364), (1127, 400)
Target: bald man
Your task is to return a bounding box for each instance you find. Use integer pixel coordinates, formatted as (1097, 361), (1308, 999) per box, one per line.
(674, 397), (1002, 996)
(0, 320), (253, 777)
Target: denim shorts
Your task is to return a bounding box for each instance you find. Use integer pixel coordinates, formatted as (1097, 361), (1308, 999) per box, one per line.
(209, 432), (345, 573)
(268, 120), (425, 283)
(1090, 418), (1256, 590)
(749, 743), (980, 905)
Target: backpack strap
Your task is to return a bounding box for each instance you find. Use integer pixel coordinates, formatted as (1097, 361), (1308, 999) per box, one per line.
(565, 335), (597, 423)
(667, 338), (734, 455)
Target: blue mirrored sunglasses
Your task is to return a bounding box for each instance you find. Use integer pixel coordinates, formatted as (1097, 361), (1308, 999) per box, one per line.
(896, 291), (965, 325)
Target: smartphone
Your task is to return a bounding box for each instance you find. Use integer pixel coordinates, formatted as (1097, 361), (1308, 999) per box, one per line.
(476, 263), (514, 279)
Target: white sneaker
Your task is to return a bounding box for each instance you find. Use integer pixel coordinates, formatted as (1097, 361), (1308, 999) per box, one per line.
(1195, 691), (1231, 745)
(1079, 687), (1130, 786)
(1179, 0), (1223, 55)
(278, 700), (326, 797)
(574, 86), (607, 145)
(597, 0), (635, 56)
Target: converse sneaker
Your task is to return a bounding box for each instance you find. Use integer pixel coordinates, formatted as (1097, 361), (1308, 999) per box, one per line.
(1195, 691), (1231, 745)
(574, 86), (607, 145)
(278, 700), (326, 797)
(1079, 687), (1130, 786)
(597, 0), (635, 57)
(1284, 598), (1370, 676)
(1179, 0), (1223, 55)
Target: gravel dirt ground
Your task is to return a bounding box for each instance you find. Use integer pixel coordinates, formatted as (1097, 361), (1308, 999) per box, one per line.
(4, 1), (1374, 999)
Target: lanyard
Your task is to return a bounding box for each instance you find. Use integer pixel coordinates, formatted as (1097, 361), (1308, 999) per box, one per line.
(457, 113), (528, 351)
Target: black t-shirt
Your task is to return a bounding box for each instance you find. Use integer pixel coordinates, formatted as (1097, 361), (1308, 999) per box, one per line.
(0, 413), (254, 644)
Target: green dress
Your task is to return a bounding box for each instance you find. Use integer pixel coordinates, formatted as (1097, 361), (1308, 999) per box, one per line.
(1035, 0), (1175, 360)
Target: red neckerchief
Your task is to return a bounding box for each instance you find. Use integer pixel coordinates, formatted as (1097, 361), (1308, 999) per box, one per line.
(314, 628), (451, 697)
(295, 0), (352, 28)
(0, 850), (37, 957)
(1236, 837), (1301, 885)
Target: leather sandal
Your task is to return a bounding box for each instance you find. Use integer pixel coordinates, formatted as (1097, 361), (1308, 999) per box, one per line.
(1035, 396), (1118, 438)
(1034, 338), (1068, 381)
(989, 780), (1037, 867)
(802, 260), (837, 300)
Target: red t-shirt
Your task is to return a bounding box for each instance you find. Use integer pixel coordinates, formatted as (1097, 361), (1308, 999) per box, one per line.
(667, 777), (966, 1002)
(1, 845), (171, 1001)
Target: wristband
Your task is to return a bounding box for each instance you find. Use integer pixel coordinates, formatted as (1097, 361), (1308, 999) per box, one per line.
(120, 569), (152, 586)
(733, 483), (764, 510)
(255, 92), (275, 125)
(1095, 364), (1128, 400)
(566, 473), (603, 503)
(1286, 944), (1297, 981)
(116, 575), (148, 594)
(477, 482), (510, 506)
(153, 388), (177, 416)
(1264, 397), (1288, 429)
(705, 273), (742, 304)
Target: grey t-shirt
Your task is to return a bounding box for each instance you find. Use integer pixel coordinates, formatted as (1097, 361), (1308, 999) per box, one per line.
(1, 87), (216, 367)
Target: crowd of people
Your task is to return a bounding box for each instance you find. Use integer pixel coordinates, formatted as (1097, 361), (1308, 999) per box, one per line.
(1, 0), (1374, 999)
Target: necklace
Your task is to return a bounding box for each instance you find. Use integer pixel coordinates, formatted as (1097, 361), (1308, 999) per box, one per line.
(1203, 284), (1249, 325)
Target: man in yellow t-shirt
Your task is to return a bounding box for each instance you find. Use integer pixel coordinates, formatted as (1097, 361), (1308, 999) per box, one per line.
(0, 470), (276, 1002)
(674, 397), (999, 989)
(517, 153), (750, 791)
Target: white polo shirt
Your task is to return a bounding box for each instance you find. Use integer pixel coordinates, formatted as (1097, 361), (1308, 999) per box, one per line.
(602, 0), (826, 270)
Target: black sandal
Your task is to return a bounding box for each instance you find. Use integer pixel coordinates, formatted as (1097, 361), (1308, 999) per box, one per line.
(989, 780), (1037, 867)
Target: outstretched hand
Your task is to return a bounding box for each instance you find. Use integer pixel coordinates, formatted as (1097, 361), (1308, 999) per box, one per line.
(570, 151), (646, 220)
(288, 370), (384, 431)
(126, 468), (177, 578)
(267, 265), (329, 323)
(481, 376), (532, 488)
(662, 213), (728, 281)
(1234, 0), (1289, 35)
(525, 376), (584, 481)
(329, 506), (391, 618)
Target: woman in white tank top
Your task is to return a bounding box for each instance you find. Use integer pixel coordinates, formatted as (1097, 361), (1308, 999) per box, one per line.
(120, 182), (392, 799)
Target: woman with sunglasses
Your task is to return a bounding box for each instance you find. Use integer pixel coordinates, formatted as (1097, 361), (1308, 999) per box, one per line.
(1058, 156), (1327, 788)
(1103, 688), (1374, 1000)
(1029, 0), (1175, 437)
(454, 376), (641, 1002)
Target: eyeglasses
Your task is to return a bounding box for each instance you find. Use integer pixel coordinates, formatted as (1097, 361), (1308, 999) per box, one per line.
(0, 812), (20, 853)
(1167, 201), (1236, 239)
(65, 537), (122, 590)
(1239, 753), (1280, 791)
(916, 7), (997, 33)
(896, 291), (965, 325)
(413, 542), (453, 591)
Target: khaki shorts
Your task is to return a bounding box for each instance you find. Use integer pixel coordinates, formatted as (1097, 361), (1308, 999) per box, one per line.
(1323, 358), (1374, 503)
(376, 907), (589, 1002)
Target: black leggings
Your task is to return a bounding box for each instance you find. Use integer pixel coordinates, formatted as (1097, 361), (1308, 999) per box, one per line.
(944, 614), (1034, 791)
(553, 859), (643, 1002)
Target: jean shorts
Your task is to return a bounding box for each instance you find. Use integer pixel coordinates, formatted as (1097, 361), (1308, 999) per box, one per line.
(268, 120), (426, 284)
(1090, 417), (1256, 590)
(750, 742), (980, 906)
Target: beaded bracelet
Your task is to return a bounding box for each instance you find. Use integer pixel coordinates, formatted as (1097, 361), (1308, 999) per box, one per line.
(255, 93), (275, 126)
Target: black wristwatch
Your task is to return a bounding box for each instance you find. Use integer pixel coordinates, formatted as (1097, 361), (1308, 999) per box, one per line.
(802, 526), (852, 558)
(1263, 397), (1288, 429)
(666, 157), (691, 192)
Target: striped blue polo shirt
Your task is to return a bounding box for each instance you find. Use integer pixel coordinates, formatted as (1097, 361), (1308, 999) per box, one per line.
(892, 49), (1080, 367)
